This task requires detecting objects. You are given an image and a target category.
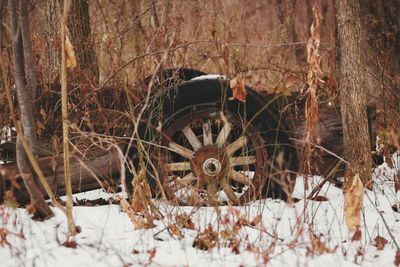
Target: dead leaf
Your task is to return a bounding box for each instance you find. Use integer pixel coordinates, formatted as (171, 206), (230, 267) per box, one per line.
(193, 224), (218, 251)
(229, 77), (246, 102)
(395, 250), (400, 266)
(392, 204), (400, 213)
(311, 195), (329, 202)
(176, 213), (196, 230)
(147, 248), (156, 262)
(62, 239), (77, 249)
(288, 197), (301, 203)
(26, 204), (36, 215)
(64, 25), (77, 69)
(395, 174), (400, 193)
(168, 224), (184, 239)
(344, 173), (364, 232)
(373, 236), (388, 250)
(306, 234), (338, 256)
(351, 227), (362, 241)
(131, 249), (140, 254)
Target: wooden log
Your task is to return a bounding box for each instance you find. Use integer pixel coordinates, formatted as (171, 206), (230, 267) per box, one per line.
(0, 147), (121, 205)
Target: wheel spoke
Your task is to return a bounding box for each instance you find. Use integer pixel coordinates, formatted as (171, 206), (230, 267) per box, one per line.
(169, 142), (194, 159)
(221, 179), (238, 203)
(216, 122), (232, 146)
(171, 172), (196, 192)
(230, 156), (257, 166)
(165, 161), (191, 172)
(203, 121), (213, 146)
(182, 126), (202, 151)
(226, 136), (247, 155)
(228, 170), (251, 186)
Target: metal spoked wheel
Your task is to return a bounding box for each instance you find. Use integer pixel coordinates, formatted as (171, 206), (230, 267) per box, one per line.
(158, 108), (268, 206)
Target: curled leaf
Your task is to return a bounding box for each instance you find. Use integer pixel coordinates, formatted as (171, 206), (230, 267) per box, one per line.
(344, 173), (364, 233)
(374, 236), (388, 250)
(229, 78), (246, 102)
(64, 25), (77, 69)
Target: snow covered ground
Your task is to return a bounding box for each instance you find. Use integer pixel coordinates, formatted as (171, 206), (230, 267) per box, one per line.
(0, 156), (399, 267)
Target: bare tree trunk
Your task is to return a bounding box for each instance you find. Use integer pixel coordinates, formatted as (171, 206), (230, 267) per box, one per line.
(19, 0), (37, 98)
(45, 0), (99, 83)
(361, 0), (400, 156)
(60, 0), (78, 237)
(336, 0), (372, 187)
(8, 0), (53, 218)
(271, 0), (296, 93)
(68, 0), (99, 82)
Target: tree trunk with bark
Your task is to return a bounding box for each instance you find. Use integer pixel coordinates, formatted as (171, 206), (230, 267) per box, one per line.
(336, 0), (372, 187)
(68, 0), (99, 82)
(45, 0), (99, 83)
(271, 0), (296, 94)
(361, 0), (400, 156)
(8, 0), (53, 218)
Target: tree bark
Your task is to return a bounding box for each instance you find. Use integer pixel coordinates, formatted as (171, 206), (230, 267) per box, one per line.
(45, 0), (99, 83)
(19, 0), (37, 98)
(68, 0), (99, 82)
(271, 0), (296, 93)
(336, 0), (372, 187)
(361, 0), (400, 156)
(8, 0), (53, 218)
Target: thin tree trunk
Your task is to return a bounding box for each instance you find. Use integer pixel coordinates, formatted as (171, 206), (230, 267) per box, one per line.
(19, 0), (37, 98)
(336, 0), (372, 187)
(271, 0), (296, 93)
(8, 0), (53, 218)
(61, 0), (77, 236)
(45, 0), (99, 83)
(361, 0), (400, 155)
(68, 0), (99, 82)
(44, 0), (61, 83)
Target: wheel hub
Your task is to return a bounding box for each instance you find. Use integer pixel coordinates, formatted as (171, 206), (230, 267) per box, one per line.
(202, 158), (221, 176)
(190, 145), (229, 187)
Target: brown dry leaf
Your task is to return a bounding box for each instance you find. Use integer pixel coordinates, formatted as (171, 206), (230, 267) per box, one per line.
(393, 204), (400, 213)
(311, 195), (329, 202)
(395, 174), (400, 193)
(351, 228), (362, 241)
(307, 234), (337, 256)
(64, 25), (77, 69)
(131, 249), (140, 254)
(373, 236), (388, 250)
(26, 204), (36, 215)
(62, 239), (77, 249)
(0, 228), (11, 247)
(120, 198), (155, 230)
(229, 77), (246, 102)
(168, 224), (184, 239)
(304, 1), (323, 177)
(130, 169), (152, 213)
(250, 215), (262, 226)
(395, 250), (400, 266)
(147, 248), (156, 262)
(192, 224), (218, 251)
(288, 197), (301, 203)
(176, 213), (196, 230)
(344, 173), (364, 233)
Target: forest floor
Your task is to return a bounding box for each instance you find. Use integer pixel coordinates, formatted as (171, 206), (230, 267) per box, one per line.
(0, 155), (399, 267)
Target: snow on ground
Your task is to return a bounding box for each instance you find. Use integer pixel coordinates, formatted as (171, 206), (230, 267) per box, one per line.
(0, 156), (399, 267)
